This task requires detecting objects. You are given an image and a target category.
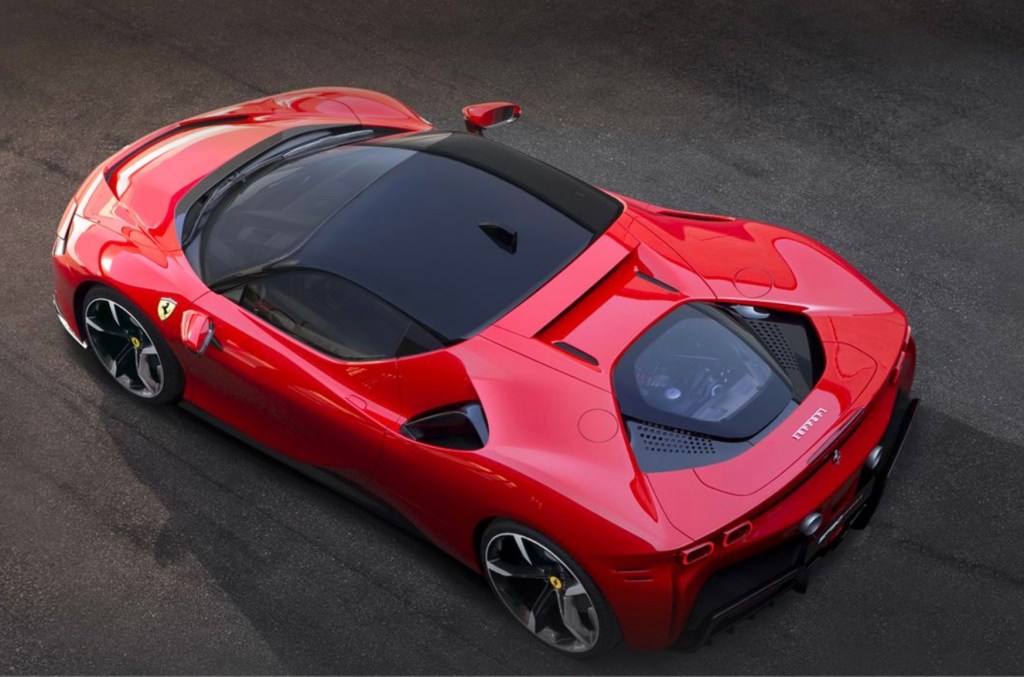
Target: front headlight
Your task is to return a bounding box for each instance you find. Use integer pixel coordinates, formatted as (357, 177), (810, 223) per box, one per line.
(53, 198), (77, 256)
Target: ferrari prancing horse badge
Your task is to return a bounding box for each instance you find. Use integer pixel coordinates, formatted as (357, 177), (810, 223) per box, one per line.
(157, 297), (177, 321)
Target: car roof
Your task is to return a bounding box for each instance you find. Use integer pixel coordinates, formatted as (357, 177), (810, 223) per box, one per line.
(198, 130), (623, 340)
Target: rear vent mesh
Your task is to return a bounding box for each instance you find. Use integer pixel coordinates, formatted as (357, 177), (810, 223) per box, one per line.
(745, 320), (801, 371)
(635, 421), (716, 454)
(626, 419), (753, 472)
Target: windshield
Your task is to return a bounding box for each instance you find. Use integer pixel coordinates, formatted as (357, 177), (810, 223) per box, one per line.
(200, 144), (414, 283)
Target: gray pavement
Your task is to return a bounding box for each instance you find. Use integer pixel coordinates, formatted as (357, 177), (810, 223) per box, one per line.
(1, 1), (1023, 673)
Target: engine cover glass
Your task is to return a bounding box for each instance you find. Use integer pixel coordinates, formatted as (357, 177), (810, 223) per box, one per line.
(614, 304), (793, 440)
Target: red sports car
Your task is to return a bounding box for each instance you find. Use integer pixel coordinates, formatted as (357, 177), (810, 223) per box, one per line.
(52, 88), (917, 657)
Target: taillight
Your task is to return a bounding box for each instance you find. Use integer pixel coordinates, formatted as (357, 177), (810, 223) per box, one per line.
(889, 324), (912, 384)
(678, 541), (714, 565)
(890, 350), (907, 384)
(722, 521), (752, 546)
(678, 518), (756, 565)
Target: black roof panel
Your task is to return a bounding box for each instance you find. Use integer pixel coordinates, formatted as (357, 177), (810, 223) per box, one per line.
(200, 131), (623, 340)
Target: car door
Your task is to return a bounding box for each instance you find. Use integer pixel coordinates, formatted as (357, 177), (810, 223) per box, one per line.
(181, 269), (406, 479)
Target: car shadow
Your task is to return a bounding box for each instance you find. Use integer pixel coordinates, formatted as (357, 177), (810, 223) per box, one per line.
(90, 371), (535, 674)
(88, 351), (1024, 674)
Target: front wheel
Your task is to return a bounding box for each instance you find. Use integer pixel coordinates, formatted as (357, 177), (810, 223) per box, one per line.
(480, 520), (621, 658)
(81, 286), (184, 404)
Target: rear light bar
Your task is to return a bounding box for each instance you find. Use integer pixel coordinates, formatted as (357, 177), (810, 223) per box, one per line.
(890, 350), (907, 384)
(722, 521), (752, 546)
(888, 324), (912, 385)
(679, 519), (756, 566)
(678, 541), (714, 565)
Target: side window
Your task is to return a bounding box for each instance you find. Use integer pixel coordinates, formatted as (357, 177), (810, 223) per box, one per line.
(232, 270), (441, 360)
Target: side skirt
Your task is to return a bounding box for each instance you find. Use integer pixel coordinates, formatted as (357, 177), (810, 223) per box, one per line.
(179, 402), (423, 538)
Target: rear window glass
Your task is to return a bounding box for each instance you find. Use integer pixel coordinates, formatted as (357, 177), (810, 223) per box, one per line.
(614, 304), (793, 439)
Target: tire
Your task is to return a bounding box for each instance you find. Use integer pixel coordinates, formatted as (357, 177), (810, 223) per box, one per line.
(479, 519), (622, 658)
(80, 285), (185, 404)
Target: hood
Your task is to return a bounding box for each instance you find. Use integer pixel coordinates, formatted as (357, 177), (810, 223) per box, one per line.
(109, 119), (309, 252)
(93, 88), (432, 254)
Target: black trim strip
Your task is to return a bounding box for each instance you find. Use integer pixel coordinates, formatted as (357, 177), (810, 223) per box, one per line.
(553, 341), (599, 366)
(635, 270), (679, 293)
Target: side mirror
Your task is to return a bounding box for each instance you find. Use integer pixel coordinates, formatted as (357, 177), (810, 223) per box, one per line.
(181, 309), (217, 356)
(461, 101), (521, 135)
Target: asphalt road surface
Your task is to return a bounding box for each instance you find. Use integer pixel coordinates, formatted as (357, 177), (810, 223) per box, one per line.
(2, 1), (1024, 674)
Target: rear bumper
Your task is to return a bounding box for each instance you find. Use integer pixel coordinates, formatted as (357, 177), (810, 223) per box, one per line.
(675, 386), (918, 651)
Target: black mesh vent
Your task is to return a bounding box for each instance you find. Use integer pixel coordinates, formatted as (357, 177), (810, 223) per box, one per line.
(635, 421), (716, 454)
(679, 538), (804, 649)
(626, 419), (754, 472)
(734, 309), (824, 400)
(745, 319), (800, 371)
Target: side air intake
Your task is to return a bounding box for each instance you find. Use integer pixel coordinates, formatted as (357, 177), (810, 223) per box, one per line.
(400, 402), (489, 450)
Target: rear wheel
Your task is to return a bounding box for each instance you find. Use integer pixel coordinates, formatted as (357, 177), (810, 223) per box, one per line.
(480, 520), (621, 658)
(81, 286), (184, 404)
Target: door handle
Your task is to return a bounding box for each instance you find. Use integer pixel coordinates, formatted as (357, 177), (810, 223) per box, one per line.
(181, 309), (219, 356)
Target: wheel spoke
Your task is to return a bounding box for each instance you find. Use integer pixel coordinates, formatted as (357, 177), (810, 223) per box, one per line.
(556, 590), (594, 646)
(135, 350), (161, 393)
(485, 532), (601, 653)
(526, 585), (556, 632)
(107, 300), (122, 326)
(85, 316), (129, 337)
(586, 604), (599, 632)
(111, 343), (134, 378)
(513, 534), (533, 564)
(563, 582), (586, 597)
(486, 560), (549, 579)
(531, 585), (557, 620)
(126, 313), (145, 333)
(85, 298), (165, 399)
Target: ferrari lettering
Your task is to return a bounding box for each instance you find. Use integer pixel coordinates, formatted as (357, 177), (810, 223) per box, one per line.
(792, 407), (828, 440)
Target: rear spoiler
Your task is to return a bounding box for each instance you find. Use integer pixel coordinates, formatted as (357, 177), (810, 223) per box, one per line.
(102, 114), (249, 193)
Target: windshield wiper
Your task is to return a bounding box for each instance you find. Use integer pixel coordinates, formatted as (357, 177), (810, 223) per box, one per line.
(279, 129), (375, 160)
(181, 128), (375, 247)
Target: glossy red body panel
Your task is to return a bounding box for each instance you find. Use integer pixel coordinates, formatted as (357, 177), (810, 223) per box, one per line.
(52, 89), (915, 651)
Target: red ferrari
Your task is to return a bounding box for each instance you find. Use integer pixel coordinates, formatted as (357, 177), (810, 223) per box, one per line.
(52, 88), (917, 657)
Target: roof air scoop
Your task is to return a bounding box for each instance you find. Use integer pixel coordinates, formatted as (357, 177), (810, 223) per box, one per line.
(478, 222), (518, 254)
